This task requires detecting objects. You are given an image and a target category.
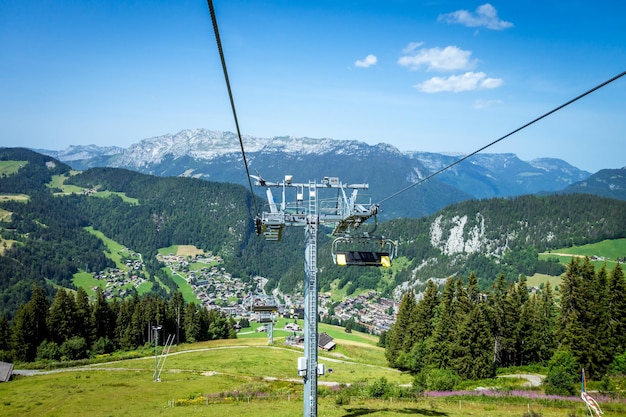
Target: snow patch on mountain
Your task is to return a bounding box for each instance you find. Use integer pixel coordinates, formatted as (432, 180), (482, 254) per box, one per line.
(109, 129), (403, 168)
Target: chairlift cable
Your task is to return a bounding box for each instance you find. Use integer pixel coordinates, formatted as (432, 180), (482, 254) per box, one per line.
(206, 0), (260, 218)
(376, 70), (626, 206)
(206, 0), (265, 278)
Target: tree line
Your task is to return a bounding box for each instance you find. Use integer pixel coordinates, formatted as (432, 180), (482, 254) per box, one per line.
(383, 258), (626, 393)
(0, 285), (237, 363)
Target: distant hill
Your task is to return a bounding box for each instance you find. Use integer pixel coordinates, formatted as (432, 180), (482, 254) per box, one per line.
(376, 193), (626, 295)
(560, 167), (626, 200)
(0, 148), (258, 316)
(2, 147), (625, 318)
(35, 129), (593, 219)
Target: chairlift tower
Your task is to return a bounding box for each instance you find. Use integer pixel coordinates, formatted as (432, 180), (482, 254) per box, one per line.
(253, 175), (395, 417)
(152, 325), (162, 382)
(252, 301), (278, 344)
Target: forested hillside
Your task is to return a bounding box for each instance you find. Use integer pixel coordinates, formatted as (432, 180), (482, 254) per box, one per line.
(377, 193), (626, 291)
(384, 259), (626, 389)
(2, 147), (626, 315)
(0, 149), (259, 316)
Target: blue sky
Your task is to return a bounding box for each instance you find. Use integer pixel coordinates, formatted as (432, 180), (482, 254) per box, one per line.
(1, 1), (625, 173)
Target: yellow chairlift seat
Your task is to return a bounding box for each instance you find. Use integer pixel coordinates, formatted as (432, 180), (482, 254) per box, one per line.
(335, 251), (392, 267)
(332, 236), (396, 268)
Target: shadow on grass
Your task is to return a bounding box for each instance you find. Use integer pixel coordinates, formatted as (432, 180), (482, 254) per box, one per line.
(342, 408), (448, 416)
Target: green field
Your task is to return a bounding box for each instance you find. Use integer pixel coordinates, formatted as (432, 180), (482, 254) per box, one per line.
(526, 273), (562, 291)
(2, 335), (623, 417)
(85, 226), (128, 268)
(0, 160), (27, 176)
(166, 268), (198, 303)
(48, 174), (140, 204)
(540, 238), (626, 271)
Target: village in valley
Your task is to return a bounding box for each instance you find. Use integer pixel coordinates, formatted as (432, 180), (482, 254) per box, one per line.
(91, 246), (399, 335)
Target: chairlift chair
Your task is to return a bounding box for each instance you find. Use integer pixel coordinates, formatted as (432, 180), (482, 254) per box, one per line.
(331, 236), (397, 267)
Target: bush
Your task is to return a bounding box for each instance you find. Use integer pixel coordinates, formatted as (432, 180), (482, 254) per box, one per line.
(426, 368), (459, 391)
(335, 391), (351, 405)
(60, 336), (88, 360)
(369, 377), (392, 398)
(609, 350), (626, 374)
(36, 340), (61, 361)
(412, 372), (427, 394)
(544, 350), (578, 396)
(91, 337), (114, 356)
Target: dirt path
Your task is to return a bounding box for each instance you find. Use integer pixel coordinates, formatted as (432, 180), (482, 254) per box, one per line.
(499, 373), (545, 387)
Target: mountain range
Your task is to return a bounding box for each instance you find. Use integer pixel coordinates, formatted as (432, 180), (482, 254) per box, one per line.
(2, 147), (626, 318)
(37, 128), (605, 219)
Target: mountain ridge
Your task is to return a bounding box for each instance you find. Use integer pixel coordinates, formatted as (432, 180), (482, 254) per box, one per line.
(36, 128), (598, 218)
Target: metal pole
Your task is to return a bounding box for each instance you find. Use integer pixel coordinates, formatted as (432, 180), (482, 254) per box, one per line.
(303, 182), (318, 417)
(152, 325), (162, 382)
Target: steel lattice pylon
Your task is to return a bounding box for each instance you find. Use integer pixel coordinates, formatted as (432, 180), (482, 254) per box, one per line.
(253, 175), (379, 417)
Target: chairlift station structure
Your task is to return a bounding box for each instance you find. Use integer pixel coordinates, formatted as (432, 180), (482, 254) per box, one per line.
(253, 174), (396, 417)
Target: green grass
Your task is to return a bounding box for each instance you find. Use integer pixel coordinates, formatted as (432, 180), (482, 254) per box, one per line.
(92, 190), (139, 205)
(72, 271), (104, 297)
(158, 245), (179, 255)
(0, 194), (29, 203)
(2, 336), (623, 417)
(318, 323), (378, 347)
(165, 268), (197, 303)
(48, 174), (84, 194)
(0, 160), (27, 176)
(85, 226), (127, 267)
(47, 174), (140, 204)
(540, 238), (626, 271)
(526, 273), (562, 291)
(136, 280), (153, 295)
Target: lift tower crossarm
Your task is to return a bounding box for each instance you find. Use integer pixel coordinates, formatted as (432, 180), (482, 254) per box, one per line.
(252, 175), (376, 239)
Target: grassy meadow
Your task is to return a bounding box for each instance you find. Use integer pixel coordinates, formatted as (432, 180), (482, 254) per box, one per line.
(539, 238), (626, 271)
(3, 328), (625, 417)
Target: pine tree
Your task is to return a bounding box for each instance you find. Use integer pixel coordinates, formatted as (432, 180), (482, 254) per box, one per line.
(47, 289), (77, 345)
(183, 302), (201, 343)
(29, 283), (50, 346)
(607, 263), (626, 353)
(410, 279), (439, 342)
(590, 266), (612, 376)
(466, 272), (479, 304)
(93, 287), (115, 342)
(0, 315), (10, 354)
(521, 283), (557, 365)
(489, 273), (519, 367)
(451, 303), (495, 380)
(10, 304), (37, 362)
(167, 292), (185, 344)
(427, 277), (457, 369)
(557, 258), (594, 376)
(75, 287), (94, 345)
(453, 276), (472, 319)
(385, 289), (416, 369)
(116, 295), (138, 350)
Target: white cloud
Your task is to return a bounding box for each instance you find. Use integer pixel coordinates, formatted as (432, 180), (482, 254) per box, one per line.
(401, 42), (424, 54)
(414, 72), (503, 93)
(438, 3), (513, 30)
(355, 54), (378, 68)
(398, 45), (475, 72)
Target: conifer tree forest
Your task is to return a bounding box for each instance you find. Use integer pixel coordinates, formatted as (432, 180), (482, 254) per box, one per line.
(383, 258), (626, 386)
(0, 285), (236, 363)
